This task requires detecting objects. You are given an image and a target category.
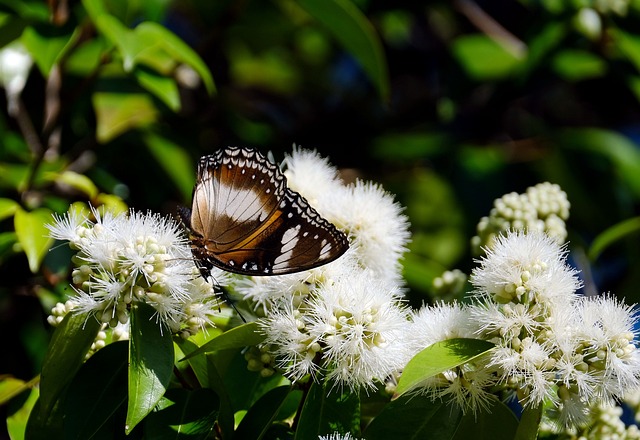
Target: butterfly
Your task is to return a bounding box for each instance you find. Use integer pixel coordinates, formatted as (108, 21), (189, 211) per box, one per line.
(179, 147), (349, 280)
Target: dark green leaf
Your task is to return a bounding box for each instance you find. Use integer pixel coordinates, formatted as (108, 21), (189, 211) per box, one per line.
(181, 321), (265, 360)
(297, 0), (389, 101)
(589, 216), (640, 261)
(295, 382), (360, 440)
(14, 207), (54, 273)
(126, 302), (174, 434)
(64, 341), (128, 440)
(206, 354), (234, 439)
(363, 393), (461, 440)
(514, 404), (543, 440)
(143, 132), (195, 202)
(144, 388), (218, 439)
(26, 311), (102, 437)
(453, 400), (518, 440)
(395, 338), (494, 397)
(236, 385), (292, 440)
(175, 338), (210, 388)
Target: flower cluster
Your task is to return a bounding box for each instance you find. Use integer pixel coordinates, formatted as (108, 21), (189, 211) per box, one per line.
(431, 269), (467, 301)
(47, 207), (229, 338)
(407, 231), (640, 426)
(235, 147), (411, 391)
(471, 182), (570, 255)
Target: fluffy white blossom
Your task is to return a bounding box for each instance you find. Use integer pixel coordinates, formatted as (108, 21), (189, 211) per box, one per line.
(47, 206), (228, 336)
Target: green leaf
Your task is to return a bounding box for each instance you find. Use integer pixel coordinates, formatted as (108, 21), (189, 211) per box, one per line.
(395, 338), (494, 397)
(26, 310), (102, 435)
(452, 34), (522, 80)
(206, 354), (235, 439)
(0, 377), (28, 405)
(297, 0), (389, 101)
(14, 207), (54, 273)
(49, 171), (99, 199)
(134, 67), (181, 111)
(126, 302), (174, 434)
(143, 132), (195, 202)
(295, 382), (360, 439)
(144, 388), (218, 439)
(92, 92), (158, 143)
(588, 216), (640, 261)
(364, 393), (462, 440)
(134, 22), (216, 95)
(552, 49), (606, 81)
(236, 385), (292, 440)
(181, 321), (266, 360)
(614, 28), (640, 72)
(514, 404), (543, 440)
(64, 341), (128, 440)
(454, 400), (518, 440)
(0, 197), (19, 221)
(7, 386), (39, 440)
(21, 25), (79, 76)
(174, 338), (211, 388)
(556, 128), (640, 198)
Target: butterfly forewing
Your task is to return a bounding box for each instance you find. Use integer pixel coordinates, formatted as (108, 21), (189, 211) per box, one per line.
(182, 147), (349, 277)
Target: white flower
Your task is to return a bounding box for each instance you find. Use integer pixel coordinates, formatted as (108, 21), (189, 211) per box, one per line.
(319, 433), (361, 440)
(308, 270), (409, 391)
(471, 230), (580, 307)
(47, 207), (226, 335)
(406, 302), (475, 356)
(0, 41), (33, 115)
(283, 146), (345, 212)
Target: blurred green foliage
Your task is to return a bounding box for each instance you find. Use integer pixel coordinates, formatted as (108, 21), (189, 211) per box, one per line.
(2, 0), (640, 437)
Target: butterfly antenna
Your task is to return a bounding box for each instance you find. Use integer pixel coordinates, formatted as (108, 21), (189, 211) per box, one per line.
(216, 284), (247, 323)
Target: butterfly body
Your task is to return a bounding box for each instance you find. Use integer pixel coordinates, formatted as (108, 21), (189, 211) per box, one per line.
(180, 147), (349, 278)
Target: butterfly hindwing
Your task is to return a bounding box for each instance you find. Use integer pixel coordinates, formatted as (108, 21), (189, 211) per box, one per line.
(181, 147), (349, 277)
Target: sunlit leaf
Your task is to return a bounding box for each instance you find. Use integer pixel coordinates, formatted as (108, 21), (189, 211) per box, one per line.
(0, 198), (19, 221)
(7, 386), (39, 440)
(0, 377), (28, 404)
(92, 92), (158, 143)
(552, 49), (606, 81)
(134, 67), (180, 111)
(21, 25), (79, 76)
(14, 207), (54, 273)
(49, 171), (99, 199)
(181, 321), (265, 360)
(126, 302), (174, 434)
(395, 338), (494, 397)
(297, 0), (389, 101)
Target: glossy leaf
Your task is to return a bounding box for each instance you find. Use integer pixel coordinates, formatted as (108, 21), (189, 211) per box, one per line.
(454, 400), (518, 440)
(175, 338), (210, 388)
(7, 386), (39, 440)
(364, 393), (461, 440)
(144, 388), (218, 439)
(14, 207), (54, 273)
(235, 385), (292, 440)
(588, 216), (640, 261)
(395, 338), (494, 397)
(92, 92), (158, 143)
(181, 321), (265, 360)
(206, 354), (235, 439)
(26, 310), (102, 435)
(297, 0), (389, 101)
(126, 302), (174, 434)
(64, 341), (128, 440)
(0, 197), (18, 221)
(295, 381), (360, 439)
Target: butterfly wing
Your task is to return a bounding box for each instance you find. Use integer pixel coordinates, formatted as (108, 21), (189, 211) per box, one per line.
(183, 147), (349, 276)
